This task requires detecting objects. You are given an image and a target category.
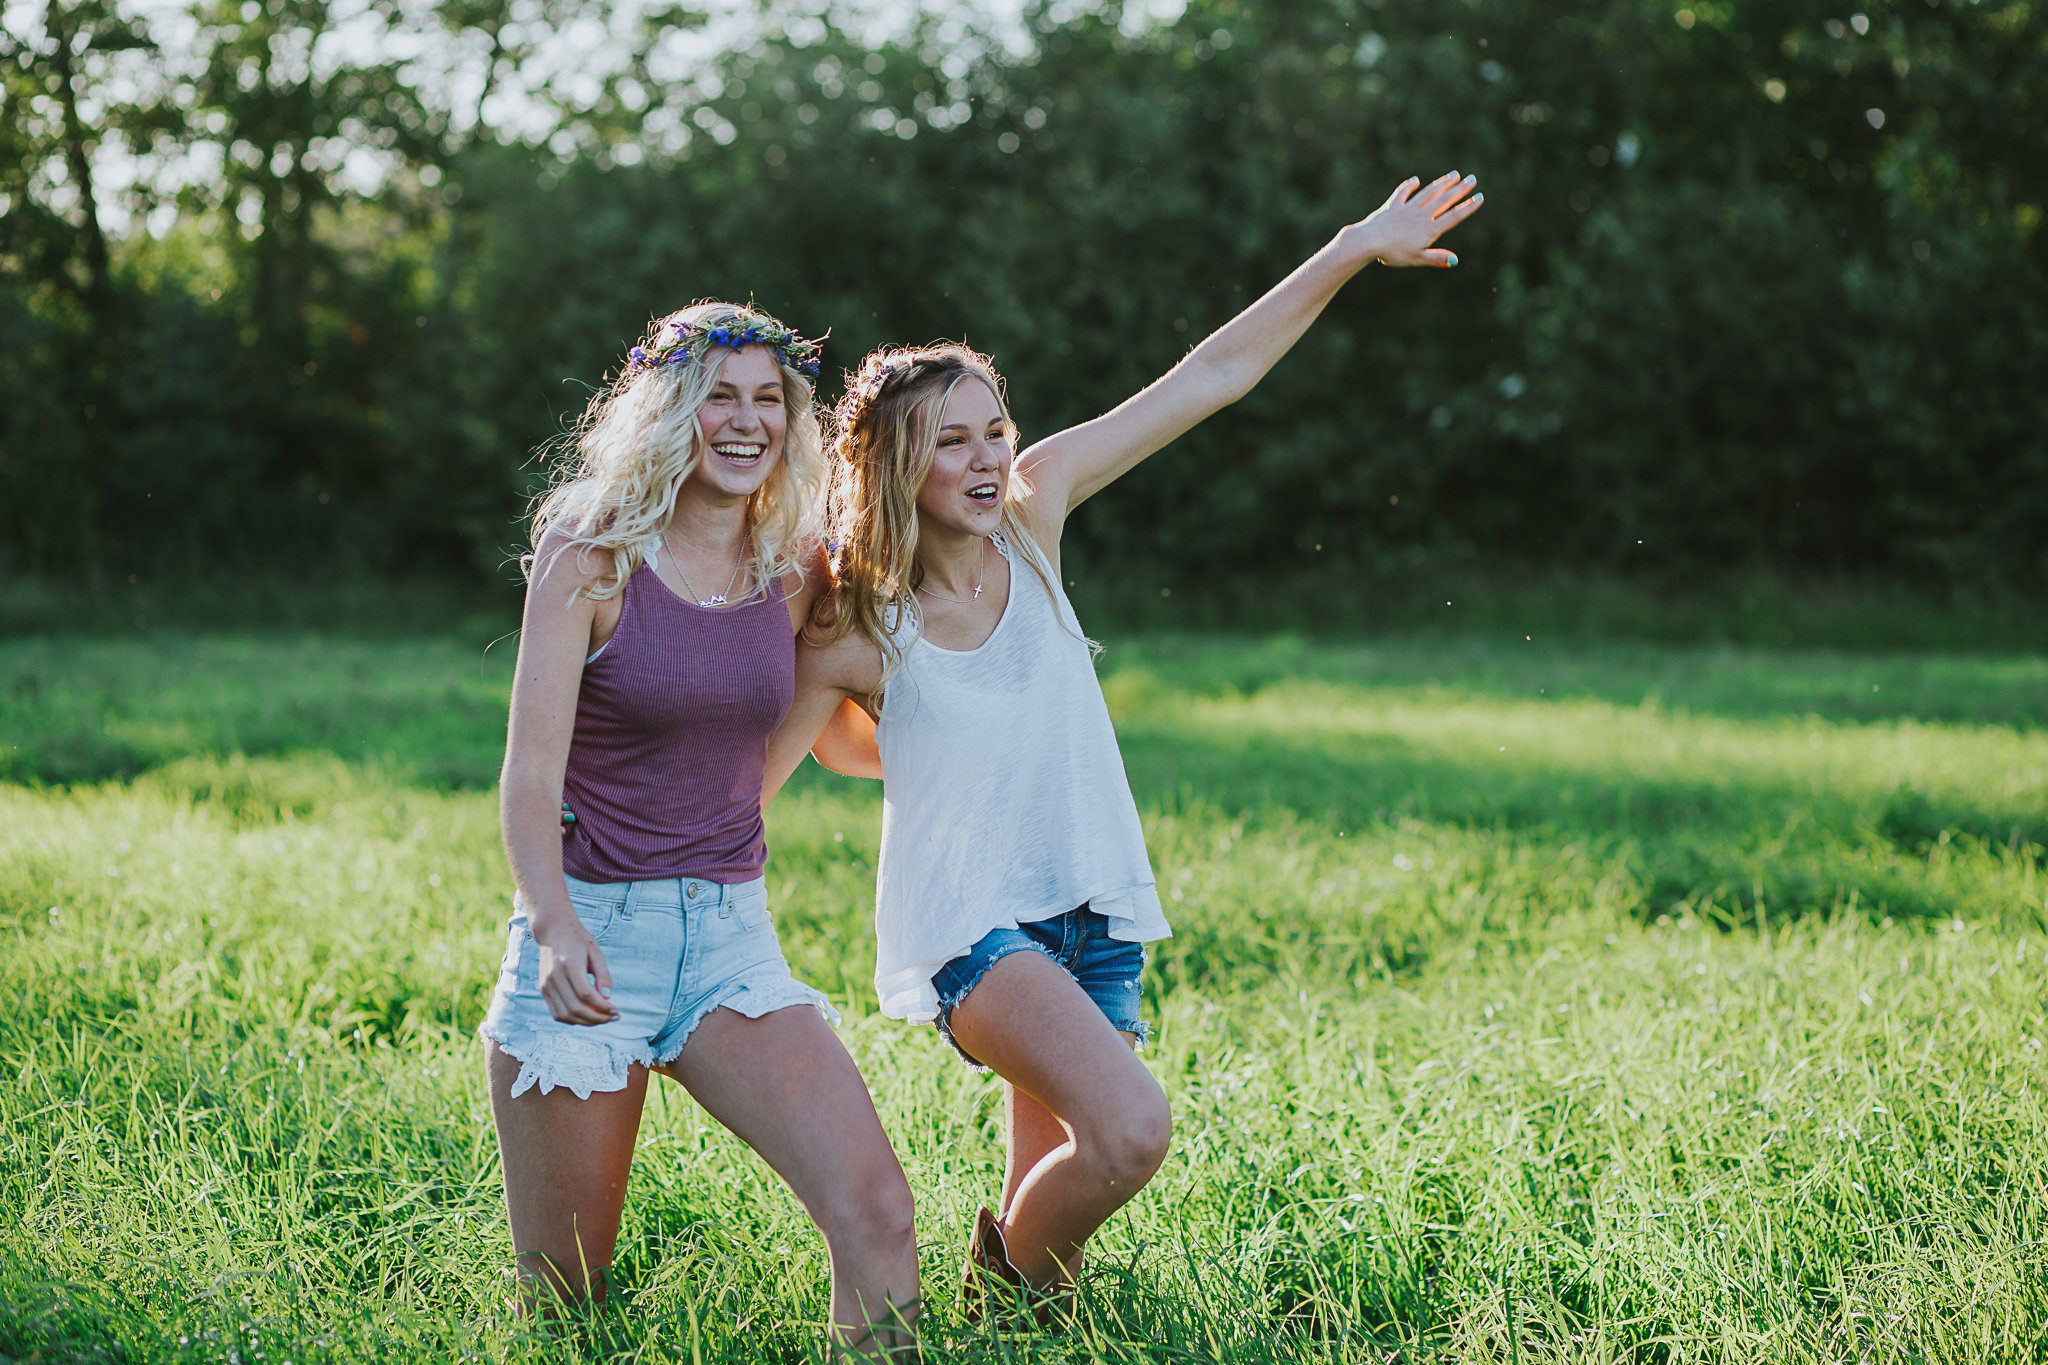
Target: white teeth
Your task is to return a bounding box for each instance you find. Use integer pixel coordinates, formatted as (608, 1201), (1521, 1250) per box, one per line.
(713, 443), (764, 458)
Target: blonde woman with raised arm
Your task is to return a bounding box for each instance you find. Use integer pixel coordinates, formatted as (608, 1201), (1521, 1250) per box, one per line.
(484, 302), (918, 1356)
(768, 174), (1483, 1320)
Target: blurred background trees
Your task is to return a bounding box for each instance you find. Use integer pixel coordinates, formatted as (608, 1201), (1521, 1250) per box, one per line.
(2, 0), (2043, 605)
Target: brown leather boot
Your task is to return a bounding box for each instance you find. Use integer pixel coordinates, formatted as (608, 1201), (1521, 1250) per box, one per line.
(960, 1206), (1021, 1323)
(960, 1207), (1075, 1329)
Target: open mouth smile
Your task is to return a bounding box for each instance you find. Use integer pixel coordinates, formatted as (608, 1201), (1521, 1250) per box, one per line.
(712, 441), (767, 467)
(966, 481), (999, 507)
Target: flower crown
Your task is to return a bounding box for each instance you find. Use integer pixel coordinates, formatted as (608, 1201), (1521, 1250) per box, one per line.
(835, 355), (928, 428)
(628, 313), (823, 379)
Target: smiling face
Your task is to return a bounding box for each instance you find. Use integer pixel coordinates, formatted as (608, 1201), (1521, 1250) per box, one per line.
(913, 377), (1011, 538)
(686, 345), (787, 502)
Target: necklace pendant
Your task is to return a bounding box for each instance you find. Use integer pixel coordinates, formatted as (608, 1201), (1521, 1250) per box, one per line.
(701, 594), (727, 607)
(972, 585), (983, 599)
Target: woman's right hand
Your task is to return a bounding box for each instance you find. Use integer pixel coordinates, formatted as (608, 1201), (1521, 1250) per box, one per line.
(529, 909), (619, 1024)
(1343, 170), (1483, 269)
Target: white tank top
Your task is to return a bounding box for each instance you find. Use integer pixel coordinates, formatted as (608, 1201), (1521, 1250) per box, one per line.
(871, 535), (1170, 1022)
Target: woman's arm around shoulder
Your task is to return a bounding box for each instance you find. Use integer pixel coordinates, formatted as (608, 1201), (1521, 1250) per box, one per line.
(501, 528), (618, 1025)
(1015, 170), (1483, 547)
(810, 698), (880, 782)
(782, 535), (835, 637)
(763, 618), (886, 802)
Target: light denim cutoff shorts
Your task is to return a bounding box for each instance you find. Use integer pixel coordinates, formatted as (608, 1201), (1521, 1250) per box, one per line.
(479, 873), (838, 1099)
(931, 904), (1148, 1070)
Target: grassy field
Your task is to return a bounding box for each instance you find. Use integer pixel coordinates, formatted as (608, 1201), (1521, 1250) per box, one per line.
(2, 630), (2046, 1362)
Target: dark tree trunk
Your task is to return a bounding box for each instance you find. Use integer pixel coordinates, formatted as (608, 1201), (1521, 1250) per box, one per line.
(44, 0), (111, 322)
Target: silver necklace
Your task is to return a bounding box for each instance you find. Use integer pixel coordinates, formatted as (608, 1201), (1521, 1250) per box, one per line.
(662, 531), (746, 607)
(916, 535), (987, 604)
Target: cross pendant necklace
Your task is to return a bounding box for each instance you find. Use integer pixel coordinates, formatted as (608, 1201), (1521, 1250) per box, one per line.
(915, 535), (988, 605)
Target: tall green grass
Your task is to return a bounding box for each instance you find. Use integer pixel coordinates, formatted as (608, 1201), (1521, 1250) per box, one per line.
(1, 632), (2043, 1361)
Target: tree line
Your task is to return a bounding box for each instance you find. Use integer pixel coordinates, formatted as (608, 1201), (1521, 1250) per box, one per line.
(3, 0), (2044, 595)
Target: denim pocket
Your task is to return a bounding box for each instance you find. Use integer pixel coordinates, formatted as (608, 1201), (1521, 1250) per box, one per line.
(567, 888), (628, 942)
(728, 882), (772, 931)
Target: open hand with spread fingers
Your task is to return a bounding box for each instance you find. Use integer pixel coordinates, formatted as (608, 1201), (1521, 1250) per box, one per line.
(1345, 171), (1484, 268)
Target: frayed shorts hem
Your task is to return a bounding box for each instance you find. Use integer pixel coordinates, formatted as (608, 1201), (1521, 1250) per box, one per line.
(931, 906), (1149, 1071)
(480, 1019), (654, 1101)
(482, 973), (840, 1099)
(648, 974), (842, 1067)
(478, 874), (839, 1100)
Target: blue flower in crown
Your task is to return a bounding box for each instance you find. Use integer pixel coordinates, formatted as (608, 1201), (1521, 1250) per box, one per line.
(624, 312), (826, 379)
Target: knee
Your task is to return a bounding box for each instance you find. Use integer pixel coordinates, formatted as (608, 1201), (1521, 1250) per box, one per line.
(1086, 1098), (1172, 1191)
(819, 1160), (917, 1255)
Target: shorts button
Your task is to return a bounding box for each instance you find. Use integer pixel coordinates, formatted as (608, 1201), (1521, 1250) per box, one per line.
(687, 883), (699, 899)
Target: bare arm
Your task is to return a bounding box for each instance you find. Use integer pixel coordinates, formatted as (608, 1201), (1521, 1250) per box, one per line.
(812, 699), (881, 780)
(763, 635), (884, 802)
(1016, 171), (1483, 540)
(500, 535), (618, 1025)
(763, 677), (852, 803)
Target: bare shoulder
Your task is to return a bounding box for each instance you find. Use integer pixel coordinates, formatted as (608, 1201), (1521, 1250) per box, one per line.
(781, 535), (834, 633)
(796, 607), (884, 698)
(1012, 444), (1071, 560)
(527, 523), (614, 604)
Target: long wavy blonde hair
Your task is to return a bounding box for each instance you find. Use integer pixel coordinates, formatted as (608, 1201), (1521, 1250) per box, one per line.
(527, 301), (826, 599)
(821, 343), (1067, 699)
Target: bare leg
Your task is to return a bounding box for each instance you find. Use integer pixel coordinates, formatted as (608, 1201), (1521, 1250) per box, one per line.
(947, 952), (1170, 1288)
(663, 1005), (920, 1357)
(486, 1041), (649, 1309)
(999, 1085), (1067, 1217)
(999, 1042), (1134, 1281)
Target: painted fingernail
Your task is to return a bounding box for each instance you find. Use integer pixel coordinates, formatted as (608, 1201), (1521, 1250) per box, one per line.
(1472, 193), (1484, 203)
(1446, 253), (1460, 266)
(1463, 174), (1477, 185)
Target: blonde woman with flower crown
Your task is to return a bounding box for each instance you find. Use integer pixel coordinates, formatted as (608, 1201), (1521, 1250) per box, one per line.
(484, 301), (918, 1354)
(768, 173), (1483, 1319)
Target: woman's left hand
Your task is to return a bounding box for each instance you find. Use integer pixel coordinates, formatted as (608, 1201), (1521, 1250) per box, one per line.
(1346, 171), (1484, 268)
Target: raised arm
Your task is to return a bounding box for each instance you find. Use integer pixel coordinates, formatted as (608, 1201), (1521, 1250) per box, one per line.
(1016, 171), (1482, 531)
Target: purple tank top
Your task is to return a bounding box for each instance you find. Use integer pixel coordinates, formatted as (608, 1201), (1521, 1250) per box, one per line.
(560, 563), (794, 884)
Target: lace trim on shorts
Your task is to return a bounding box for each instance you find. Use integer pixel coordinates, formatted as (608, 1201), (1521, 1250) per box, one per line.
(479, 1018), (655, 1101)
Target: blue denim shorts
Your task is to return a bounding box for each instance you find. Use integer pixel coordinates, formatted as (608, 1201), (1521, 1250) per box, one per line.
(479, 874), (838, 1099)
(931, 905), (1148, 1069)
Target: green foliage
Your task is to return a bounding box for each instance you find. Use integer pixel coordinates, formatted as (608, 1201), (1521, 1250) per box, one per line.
(0, 634), (516, 786)
(1, 630), (2046, 1359)
(1, 0), (2045, 582)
